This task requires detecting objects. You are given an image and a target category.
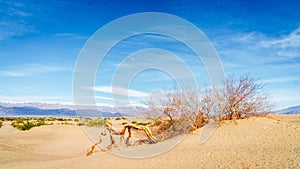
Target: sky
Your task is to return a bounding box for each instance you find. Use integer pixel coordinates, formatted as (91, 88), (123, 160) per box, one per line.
(0, 0), (299, 110)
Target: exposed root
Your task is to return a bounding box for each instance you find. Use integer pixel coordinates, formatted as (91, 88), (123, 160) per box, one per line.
(86, 143), (97, 156)
(86, 123), (157, 156)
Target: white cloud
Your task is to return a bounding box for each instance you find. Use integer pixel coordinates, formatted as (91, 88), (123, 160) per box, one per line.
(89, 86), (149, 97)
(95, 95), (128, 105)
(0, 95), (72, 104)
(262, 76), (299, 84)
(260, 28), (300, 58)
(95, 96), (114, 101)
(211, 27), (300, 69)
(0, 64), (69, 77)
(0, 21), (35, 40)
(54, 33), (87, 39)
(0, 1), (36, 40)
(95, 95), (135, 103)
(95, 94), (145, 107)
(261, 28), (300, 48)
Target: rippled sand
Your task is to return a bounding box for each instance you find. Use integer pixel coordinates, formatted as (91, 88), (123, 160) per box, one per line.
(0, 114), (299, 169)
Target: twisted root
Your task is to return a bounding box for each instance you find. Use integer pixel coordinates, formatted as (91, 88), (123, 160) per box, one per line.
(86, 123), (157, 156)
(86, 143), (97, 156)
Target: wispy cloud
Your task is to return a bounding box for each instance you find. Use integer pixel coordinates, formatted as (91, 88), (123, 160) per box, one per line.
(94, 92), (146, 107)
(262, 76), (300, 84)
(213, 31), (261, 46)
(95, 96), (114, 101)
(212, 27), (300, 67)
(2, 1), (32, 17)
(0, 64), (69, 77)
(95, 95), (139, 105)
(0, 21), (35, 40)
(0, 1), (36, 40)
(0, 95), (72, 104)
(260, 28), (300, 58)
(54, 33), (88, 39)
(88, 86), (149, 97)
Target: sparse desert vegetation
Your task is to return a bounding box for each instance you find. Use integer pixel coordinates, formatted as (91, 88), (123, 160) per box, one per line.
(146, 74), (272, 132)
(11, 117), (47, 130)
(77, 74), (276, 157)
(0, 117), (88, 131)
(85, 118), (107, 127)
(0, 114), (299, 169)
(0, 83), (298, 169)
(121, 121), (128, 125)
(0, 117), (120, 130)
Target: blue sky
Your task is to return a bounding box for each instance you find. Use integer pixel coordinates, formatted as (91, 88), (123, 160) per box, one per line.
(0, 0), (299, 110)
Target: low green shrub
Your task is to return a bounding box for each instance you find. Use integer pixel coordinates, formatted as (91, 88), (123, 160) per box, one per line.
(61, 121), (72, 125)
(86, 118), (106, 127)
(15, 117), (27, 123)
(137, 122), (150, 126)
(12, 120), (35, 131)
(77, 122), (85, 126)
(56, 118), (65, 121)
(121, 122), (128, 125)
(46, 117), (56, 121)
(11, 117), (49, 131)
(36, 118), (46, 126)
(0, 117), (14, 121)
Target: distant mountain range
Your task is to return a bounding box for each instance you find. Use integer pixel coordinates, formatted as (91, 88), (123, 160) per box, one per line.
(0, 102), (148, 117)
(0, 102), (298, 117)
(272, 105), (300, 114)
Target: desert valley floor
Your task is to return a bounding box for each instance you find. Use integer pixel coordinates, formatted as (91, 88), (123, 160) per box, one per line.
(0, 114), (299, 169)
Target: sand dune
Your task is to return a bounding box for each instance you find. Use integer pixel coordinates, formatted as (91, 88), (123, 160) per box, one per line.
(0, 114), (299, 169)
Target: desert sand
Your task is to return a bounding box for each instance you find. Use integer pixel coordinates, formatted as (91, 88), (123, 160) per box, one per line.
(0, 114), (299, 169)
